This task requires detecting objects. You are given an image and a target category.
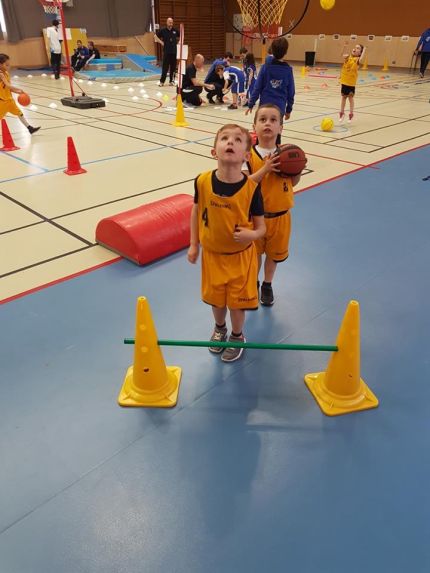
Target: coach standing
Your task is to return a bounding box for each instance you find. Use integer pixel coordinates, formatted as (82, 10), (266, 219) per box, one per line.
(46, 19), (62, 79)
(155, 17), (179, 87)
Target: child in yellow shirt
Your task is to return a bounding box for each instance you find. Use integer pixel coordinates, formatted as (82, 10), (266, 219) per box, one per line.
(0, 54), (40, 134)
(245, 103), (301, 306)
(188, 124), (266, 362)
(339, 44), (366, 123)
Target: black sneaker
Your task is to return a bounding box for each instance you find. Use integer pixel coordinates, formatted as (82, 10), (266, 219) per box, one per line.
(28, 126), (41, 135)
(227, 104), (238, 110)
(260, 282), (274, 306)
(207, 97), (215, 104)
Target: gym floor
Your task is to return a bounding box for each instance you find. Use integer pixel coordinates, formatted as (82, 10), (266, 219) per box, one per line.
(1, 67), (430, 572)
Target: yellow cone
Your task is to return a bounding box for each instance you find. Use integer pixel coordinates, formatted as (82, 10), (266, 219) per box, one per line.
(118, 297), (182, 408)
(301, 66), (306, 77)
(304, 300), (378, 416)
(382, 58), (389, 72)
(361, 55), (368, 71)
(172, 93), (188, 127)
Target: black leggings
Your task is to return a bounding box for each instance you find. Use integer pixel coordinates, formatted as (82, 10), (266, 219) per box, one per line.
(160, 53), (177, 83)
(51, 52), (61, 79)
(419, 52), (430, 75)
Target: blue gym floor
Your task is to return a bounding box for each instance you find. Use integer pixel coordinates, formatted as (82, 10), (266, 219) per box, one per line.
(1, 145), (430, 572)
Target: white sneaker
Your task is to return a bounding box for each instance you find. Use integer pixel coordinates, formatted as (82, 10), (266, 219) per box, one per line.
(339, 113), (345, 123)
(348, 113), (354, 123)
(158, 81), (164, 87)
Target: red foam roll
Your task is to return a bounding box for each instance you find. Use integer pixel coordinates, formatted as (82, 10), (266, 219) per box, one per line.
(96, 194), (193, 265)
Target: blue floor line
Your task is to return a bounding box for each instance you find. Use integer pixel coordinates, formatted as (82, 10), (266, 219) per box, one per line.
(0, 151), (49, 173)
(0, 137), (216, 184)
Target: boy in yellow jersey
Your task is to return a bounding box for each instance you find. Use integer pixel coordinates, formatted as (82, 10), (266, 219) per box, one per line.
(245, 103), (300, 306)
(0, 54), (40, 134)
(339, 44), (366, 123)
(188, 124), (266, 362)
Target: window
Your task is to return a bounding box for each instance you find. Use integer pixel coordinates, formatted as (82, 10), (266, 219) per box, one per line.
(0, 1), (7, 37)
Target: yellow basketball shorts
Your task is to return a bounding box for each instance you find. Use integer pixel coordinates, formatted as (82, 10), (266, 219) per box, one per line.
(256, 211), (292, 262)
(201, 244), (258, 310)
(0, 99), (23, 119)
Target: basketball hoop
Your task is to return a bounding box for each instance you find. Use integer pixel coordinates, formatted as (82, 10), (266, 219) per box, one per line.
(225, 0), (310, 41)
(38, 0), (67, 15)
(237, 0), (289, 34)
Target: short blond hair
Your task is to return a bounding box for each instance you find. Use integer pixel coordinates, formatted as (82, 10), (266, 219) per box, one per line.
(214, 124), (252, 150)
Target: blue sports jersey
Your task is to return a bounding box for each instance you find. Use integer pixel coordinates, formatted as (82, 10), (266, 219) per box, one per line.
(248, 59), (295, 114)
(417, 29), (430, 52)
(224, 66), (246, 94)
(205, 58), (227, 82)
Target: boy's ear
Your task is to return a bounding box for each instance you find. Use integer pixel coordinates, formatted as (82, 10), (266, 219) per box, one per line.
(244, 150), (251, 162)
(211, 148), (217, 159)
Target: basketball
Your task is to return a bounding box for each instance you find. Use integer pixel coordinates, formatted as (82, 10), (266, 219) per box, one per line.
(276, 144), (307, 177)
(321, 117), (334, 131)
(320, 0), (336, 10)
(18, 93), (31, 107)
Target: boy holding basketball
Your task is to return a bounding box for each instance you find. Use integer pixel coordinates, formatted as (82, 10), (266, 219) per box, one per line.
(339, 43), (366, 123)
(245, 103), (300, 306)
(188, 124), (265, 362)
(0, 54), (40, 134)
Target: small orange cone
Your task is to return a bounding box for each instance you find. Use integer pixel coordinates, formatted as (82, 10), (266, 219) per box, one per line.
(304, 300), (379, 416)
(118, 297), (182, 407)
(1, 119), (20, 152)
(64, 136), (87, 175)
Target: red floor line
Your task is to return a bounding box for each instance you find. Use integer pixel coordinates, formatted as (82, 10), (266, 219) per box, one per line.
(0, 257), (122, 306)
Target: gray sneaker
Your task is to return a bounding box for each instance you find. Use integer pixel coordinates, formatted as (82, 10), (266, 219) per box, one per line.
(209, 325), (228, 353)
(221, 334), (245, 362)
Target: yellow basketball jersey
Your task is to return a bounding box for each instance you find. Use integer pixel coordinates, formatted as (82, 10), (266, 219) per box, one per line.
(341, 56), (359, 87)
(248, 147), (294, 213)
(0, 71), (12, 101)
(196, 170), (257, 253)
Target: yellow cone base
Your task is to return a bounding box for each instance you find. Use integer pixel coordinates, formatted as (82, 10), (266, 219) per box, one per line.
(118, 365), (182, 408)
(172, 94), (188, 127)
(304, 371), (378, 416)
(382, 60), (389, 71)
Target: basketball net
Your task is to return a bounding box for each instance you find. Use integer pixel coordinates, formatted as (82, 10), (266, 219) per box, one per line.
(236, 0), (289, 34)
(38, 0), (64, 14)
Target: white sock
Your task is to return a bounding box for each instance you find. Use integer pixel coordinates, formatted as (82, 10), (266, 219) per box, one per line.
(18, 115), (30, 128)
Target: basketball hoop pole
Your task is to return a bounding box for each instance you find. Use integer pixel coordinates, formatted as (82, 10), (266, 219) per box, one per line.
(57, 2), (74, 96)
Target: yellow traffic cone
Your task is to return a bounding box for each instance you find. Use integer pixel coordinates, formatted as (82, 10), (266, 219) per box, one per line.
(172, 93), (188, 127)
(361, 55), (368, 71)
(301, 66), (306, 77)
(304, 300), (378, 416)
(382, 58), (389, 72)
(118, 297), (182, 407)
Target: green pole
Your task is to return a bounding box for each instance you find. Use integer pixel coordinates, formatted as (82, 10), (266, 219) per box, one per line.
(124, 338), (337, 352)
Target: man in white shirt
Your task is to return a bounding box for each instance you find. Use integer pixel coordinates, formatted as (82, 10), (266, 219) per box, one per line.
(46, 19), (62, 79)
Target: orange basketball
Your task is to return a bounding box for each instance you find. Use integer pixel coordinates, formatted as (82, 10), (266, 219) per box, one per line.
(276, 144), (307, 177)
(18, 93), (31, 107)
